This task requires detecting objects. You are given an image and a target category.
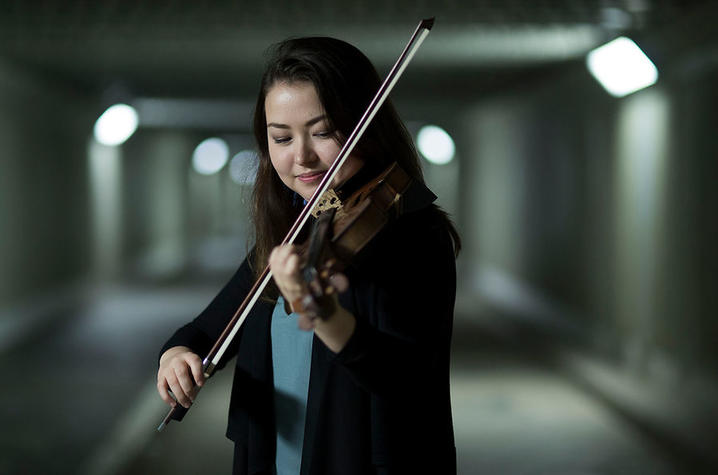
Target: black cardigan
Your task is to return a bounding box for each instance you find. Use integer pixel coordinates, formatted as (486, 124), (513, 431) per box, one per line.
(161, 204), (457, 475)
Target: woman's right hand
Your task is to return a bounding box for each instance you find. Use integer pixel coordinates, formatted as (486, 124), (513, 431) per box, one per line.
(157, 346), (205, 408)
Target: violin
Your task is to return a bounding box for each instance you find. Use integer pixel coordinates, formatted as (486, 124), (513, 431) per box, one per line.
(291, 161), (416, 318)
(157, 18), (435, 432)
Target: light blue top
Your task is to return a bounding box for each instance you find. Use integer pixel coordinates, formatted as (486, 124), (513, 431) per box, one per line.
(271, 297), (314, 475)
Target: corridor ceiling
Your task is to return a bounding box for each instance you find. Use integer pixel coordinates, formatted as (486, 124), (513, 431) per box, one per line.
(0, 1), (713, 100)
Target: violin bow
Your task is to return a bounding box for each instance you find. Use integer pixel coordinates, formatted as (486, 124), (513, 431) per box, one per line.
(158, 17), (435, 431)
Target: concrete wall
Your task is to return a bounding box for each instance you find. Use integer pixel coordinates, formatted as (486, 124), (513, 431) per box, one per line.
(0, 59), (95, 305)
(460, 59), (718, 373)
(454, 49), (718, 465)
(120, 130), (194, 278)
(120, 129), (254, 279)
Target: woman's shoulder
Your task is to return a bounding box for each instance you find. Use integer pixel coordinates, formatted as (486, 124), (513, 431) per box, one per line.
(360, 204), (454, 266)
(393, 204), (452, 243)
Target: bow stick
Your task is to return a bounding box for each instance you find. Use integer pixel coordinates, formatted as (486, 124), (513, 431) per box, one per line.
(158, 17), (435, 432)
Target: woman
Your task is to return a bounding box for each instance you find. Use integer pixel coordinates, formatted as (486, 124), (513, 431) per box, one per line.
(157, 37), (460, 475)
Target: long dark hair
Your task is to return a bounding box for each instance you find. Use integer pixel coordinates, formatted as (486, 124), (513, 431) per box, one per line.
(251, 37), (460, 279)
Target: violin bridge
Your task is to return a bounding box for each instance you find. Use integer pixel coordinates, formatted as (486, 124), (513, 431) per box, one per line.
(311, 188), (347, 219)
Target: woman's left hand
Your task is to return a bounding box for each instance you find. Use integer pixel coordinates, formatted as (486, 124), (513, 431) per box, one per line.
(268, 244), (306, 307)
(269, 244), (356, 349)
(268, 244), (321, 330)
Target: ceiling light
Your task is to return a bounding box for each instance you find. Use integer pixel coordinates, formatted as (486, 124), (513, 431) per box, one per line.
(192, 137), (229, 175)
(417, 125), (455, 165)
(586, 37), (658, 97)
(93, 104), (139, 146)
(229, 150), (259, 184)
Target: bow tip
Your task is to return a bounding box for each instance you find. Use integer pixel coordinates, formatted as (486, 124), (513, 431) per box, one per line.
(421, 18), (435, 30)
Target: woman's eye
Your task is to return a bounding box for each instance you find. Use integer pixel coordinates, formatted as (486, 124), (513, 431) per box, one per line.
(272, 136), (291, 144)
(314, 130), (334, 138)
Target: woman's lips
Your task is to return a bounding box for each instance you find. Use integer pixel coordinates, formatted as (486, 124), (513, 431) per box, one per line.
(297, 171), (326, 183)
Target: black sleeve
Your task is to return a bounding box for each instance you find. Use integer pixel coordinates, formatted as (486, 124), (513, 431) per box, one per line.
(333, 208), (456, 397)
(159, 251), (257, 370)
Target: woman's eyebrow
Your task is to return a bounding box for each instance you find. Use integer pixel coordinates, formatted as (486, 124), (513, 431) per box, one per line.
(267, 114), (327, 129)
(305, 114), (327, 126)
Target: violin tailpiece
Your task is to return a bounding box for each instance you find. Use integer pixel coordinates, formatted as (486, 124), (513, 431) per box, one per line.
(311, 188), (347, 219)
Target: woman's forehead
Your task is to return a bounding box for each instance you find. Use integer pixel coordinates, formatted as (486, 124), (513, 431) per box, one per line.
(265, 81), (325, 120)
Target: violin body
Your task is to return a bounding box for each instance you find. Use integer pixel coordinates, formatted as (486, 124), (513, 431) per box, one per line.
(295, 162), (413, 317)
(316, 162), (412, 264)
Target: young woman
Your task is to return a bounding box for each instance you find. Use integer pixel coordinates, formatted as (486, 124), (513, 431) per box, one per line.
(157, 36), (460, 475)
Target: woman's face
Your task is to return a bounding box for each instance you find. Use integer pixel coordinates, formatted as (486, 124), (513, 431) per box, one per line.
(265, 81), (363, 201)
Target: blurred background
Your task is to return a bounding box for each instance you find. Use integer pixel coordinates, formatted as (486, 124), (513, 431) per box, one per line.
(1, 1), (717, 474)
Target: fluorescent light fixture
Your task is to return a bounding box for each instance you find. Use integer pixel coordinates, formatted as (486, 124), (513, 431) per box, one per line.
(229, 150), (259, 185)
(417, 125), (455, 165)
(586, 37), (658, 97)
(93, 104), (139, 146)
(192, 137), (229, 175)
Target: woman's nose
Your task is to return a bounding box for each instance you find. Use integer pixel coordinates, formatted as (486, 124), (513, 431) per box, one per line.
(294, 138), (316, 165)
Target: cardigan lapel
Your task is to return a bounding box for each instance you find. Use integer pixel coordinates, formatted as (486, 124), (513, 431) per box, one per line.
(243, 302), (276, 474)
